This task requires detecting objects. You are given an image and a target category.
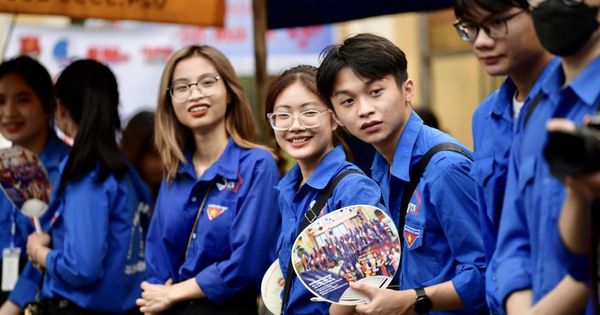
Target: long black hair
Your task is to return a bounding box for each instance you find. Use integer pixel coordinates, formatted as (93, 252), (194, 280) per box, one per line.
(55, 59), (127, 192)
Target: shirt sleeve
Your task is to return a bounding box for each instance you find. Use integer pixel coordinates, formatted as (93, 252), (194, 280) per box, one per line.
(8, 262), (41, 307)
(429, 158), (487, 310)
(553, 223), (589, 285)
(331, 172), (386, 212)
(493, 139), (533, 305)
(194, 156), (281, 305)
(144, 180), (173, 285)
(45, 179), (111, 288)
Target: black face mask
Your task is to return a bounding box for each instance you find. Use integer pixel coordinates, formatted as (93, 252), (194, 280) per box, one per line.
(532, 0), (599, 56)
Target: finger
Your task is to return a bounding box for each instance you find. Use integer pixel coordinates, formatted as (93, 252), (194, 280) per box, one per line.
(136, 298), (146, 307)
(166, 278), (173, 285)
(547, 118), (576, 132)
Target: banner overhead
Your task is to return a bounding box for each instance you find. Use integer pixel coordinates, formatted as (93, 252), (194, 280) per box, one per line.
(0, 0), (226, 27)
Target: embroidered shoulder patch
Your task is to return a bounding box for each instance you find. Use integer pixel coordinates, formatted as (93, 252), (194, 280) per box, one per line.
(404, 225), (420, 248)
(407, 190), (421, 215)
(207, 204), (228, 220)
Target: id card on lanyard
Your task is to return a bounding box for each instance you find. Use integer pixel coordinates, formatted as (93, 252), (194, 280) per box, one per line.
(2, 206), (20, 291)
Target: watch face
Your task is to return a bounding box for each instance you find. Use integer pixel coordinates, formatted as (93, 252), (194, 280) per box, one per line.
(415, 296), (433, 314)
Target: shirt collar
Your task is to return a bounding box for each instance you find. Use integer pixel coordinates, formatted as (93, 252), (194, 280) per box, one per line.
(569, 54), (600, 108)
(372, 111), (422, 182)
(276, 145), (348, 191)
(491, 77), (517, 119)
(179, 137), (240, 181)
(39, 134), (70, 169)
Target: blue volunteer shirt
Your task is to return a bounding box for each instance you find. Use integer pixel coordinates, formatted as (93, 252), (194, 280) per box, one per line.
(4, 135), (70, 307)
(494, 55), (600, 313)
(276, 145), (386, 315)
(372, 112), (488, 314)
(471, 58), (560, 315)
(145, 138), (281, 305)
(41, 159), (152, 313)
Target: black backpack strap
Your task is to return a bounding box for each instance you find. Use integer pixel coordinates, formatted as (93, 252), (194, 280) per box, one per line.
(399, 143), (472, 252)
(523, 90), (546, 128)
(280, 169), (362, 314)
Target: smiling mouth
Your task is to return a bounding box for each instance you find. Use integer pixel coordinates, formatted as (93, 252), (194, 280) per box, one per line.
(289, 137), (310, 143)
(189, 105), (208, 112)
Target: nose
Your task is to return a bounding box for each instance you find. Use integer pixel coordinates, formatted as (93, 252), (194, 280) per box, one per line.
(287, 115), (305, 131)
(188, 84), (206, 99)
(356, 97), (375, 118)
(472, 29), (495, 49)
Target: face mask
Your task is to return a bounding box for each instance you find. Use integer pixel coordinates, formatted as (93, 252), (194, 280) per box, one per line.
(532, 0), (599, 56)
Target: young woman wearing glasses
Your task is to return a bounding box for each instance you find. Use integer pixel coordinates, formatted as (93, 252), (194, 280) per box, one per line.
(266, 65), (386, 315)
(137, 45), (281, 315)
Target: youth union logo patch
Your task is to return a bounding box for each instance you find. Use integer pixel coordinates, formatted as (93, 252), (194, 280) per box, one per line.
(207, 204), (228, 220)
(404, 225), (420, 248)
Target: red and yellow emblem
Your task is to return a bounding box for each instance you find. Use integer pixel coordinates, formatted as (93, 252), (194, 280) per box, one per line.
(207, 205), (227, 221)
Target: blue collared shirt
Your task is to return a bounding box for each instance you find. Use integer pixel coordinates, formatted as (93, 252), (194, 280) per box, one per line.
(471, 58), (560, 315)
(276, 145), (386, 315)
(372, 112), (487, 314)
(4, 135), (70, 307)
(145, 138), (281, 305)
(494, 55), (600, 312)
(41, 158), (153, 313)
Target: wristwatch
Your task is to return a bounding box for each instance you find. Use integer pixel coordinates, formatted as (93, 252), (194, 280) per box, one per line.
(414, 287), (433, 314)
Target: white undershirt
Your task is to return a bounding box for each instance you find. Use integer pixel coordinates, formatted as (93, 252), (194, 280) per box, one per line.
(513, 91), (525, 121)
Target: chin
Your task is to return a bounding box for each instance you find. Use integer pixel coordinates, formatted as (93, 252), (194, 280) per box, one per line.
(481, 65), (509, 77)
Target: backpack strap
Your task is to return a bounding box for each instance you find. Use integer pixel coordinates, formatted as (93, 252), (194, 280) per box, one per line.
(399, 143), (472, 253)
(523, 90), (546, 128)
(280, 169), (362, 314)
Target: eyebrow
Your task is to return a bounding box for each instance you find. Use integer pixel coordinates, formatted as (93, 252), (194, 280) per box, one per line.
(273, 100), (321, 111)
(332, 77), (380, 98)
(171, 73), (216, 84)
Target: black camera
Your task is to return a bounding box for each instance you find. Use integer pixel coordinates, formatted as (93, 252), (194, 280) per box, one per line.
(544, 114), (600, 179)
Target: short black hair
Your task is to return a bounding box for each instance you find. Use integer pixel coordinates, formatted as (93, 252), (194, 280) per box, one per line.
(452, 0), (529, 19)
(317, 33), (408, 110)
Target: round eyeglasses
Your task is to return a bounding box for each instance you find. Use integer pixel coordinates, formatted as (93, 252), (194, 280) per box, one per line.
(528, 0), (583, 7)
(266, 109), (329, 131)
(168, 75), (220, 102)
(453, 10), (525, 42)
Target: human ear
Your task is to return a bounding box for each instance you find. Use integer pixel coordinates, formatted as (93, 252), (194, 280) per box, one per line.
(330, 111), (343, 130)
(403, 79), (415, 105)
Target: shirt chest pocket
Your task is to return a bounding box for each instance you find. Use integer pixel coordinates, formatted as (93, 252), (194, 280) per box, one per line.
(194, 199), (237, 258)
(403, 223), (440, 284)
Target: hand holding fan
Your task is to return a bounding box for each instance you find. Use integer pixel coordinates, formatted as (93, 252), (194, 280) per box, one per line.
(291, 204), (400, 305)
(0, 146), (52, 234)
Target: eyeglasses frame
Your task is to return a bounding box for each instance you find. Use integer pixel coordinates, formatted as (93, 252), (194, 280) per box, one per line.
(452, 10), (526, 42)
(167, 75), (221, 102)
(266, 109), (330, 131)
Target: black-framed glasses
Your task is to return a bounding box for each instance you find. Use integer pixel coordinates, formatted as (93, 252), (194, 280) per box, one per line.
(266, 109), (329, 131)
(528, 0), (584, 7)
(453, 10), (525, 42)
(168, 75), (220, 102)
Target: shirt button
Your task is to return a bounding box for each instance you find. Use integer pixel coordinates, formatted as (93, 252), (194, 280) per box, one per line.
(191, 197), (197, 202)
(193, 233), (197, 239)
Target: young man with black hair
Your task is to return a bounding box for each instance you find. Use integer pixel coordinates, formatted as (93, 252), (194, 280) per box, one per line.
(451, 0), (558, 313)
(317, 33), (488, 315)
(493, 0), (600, 314)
